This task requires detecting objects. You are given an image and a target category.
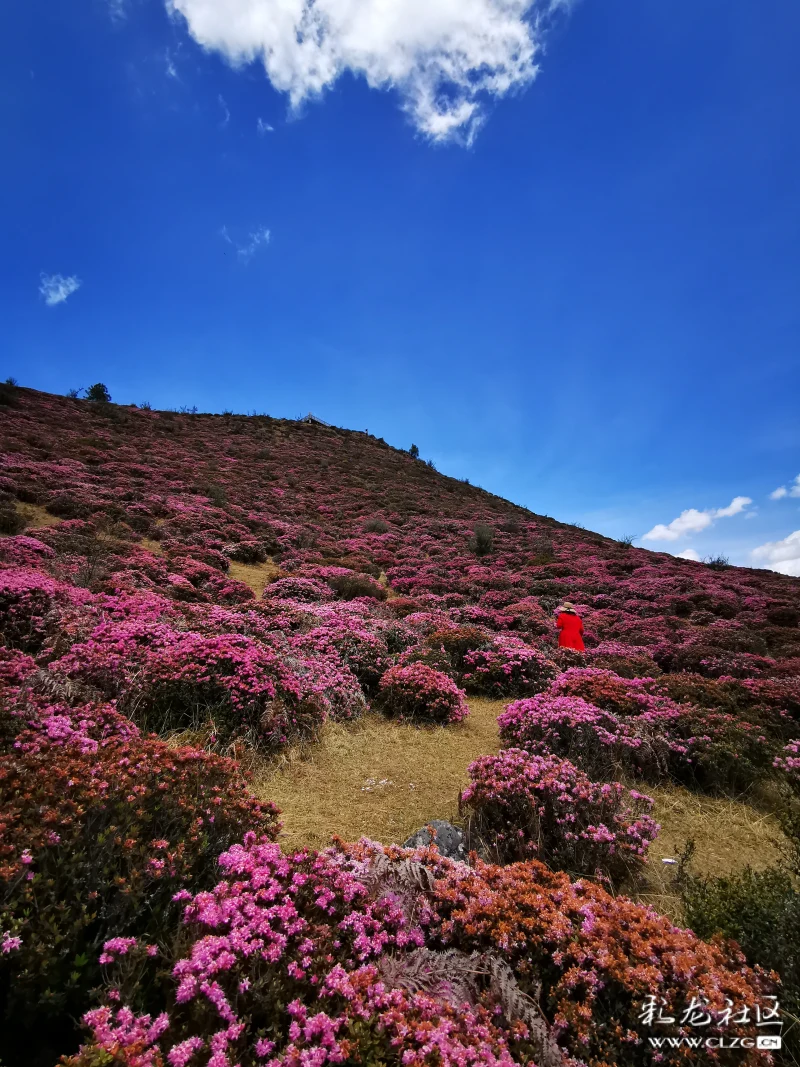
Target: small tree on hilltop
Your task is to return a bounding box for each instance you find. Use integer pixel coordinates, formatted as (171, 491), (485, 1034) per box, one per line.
(86, 382), (111, 403)
(409, 444), (420, 458)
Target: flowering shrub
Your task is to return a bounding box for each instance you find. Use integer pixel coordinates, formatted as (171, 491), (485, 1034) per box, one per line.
(548, 666), (653, 714)
(774, 740), (800, 788)
(660, 704), (782, 793)
(378, 663), (469, 724)
(500, 693), (782, 793)
(461, 748), (658, 881)
(223, 540), (267, 564)
(461, 636), (557, 698)
(262, 576), (333, 603)
(60, 839), (555, 1067)
(421, 848), (777, 1067)
(424, 626), (489, 671)
(498, 694), (673, 781)
(0, 534), (55, 568)
(0, 735), (278, 1059)
(585, 641), (660, 678)
(0, 568), (82, 652)
(59, 839), (775, 1067)
(51, 626), (327, 751)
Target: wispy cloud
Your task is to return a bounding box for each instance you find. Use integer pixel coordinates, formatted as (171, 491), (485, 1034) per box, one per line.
(220, 225), (271, 264)
(218, 94), (230, 128)
(752, 530), (800, 577)
(39, 273), (82, 307)
(165, 0), (572, 144)
(769, 474), (800, 500)
(106, 0), (128, 21)
(642, 496), (753, 542)
(256, 117), (274, 135)
(165, 48), (179, 79)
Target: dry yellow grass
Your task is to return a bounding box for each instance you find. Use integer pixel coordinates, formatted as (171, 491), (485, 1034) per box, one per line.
(16, 502), (61, 529)
(253, 698), (786, 917)
(636, 783), (784, 918)
(228, 559), (284, 597)
(139, 538), (165, 556)
(253, 699), (502, 851)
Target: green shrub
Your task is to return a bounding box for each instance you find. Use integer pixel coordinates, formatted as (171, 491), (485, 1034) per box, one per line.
(0, 504), (25, 535)
(470, 522), (494, 556)
(363, 517), (389, 533)
(326, 571), (387, 601)
(85, 383), (111, 404)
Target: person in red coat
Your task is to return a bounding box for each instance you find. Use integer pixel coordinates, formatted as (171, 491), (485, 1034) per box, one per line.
(556, 602), (585, 651)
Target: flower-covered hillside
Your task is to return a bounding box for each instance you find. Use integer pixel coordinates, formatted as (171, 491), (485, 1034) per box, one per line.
(2, 384), (800, 1067)
(2, 385), (798, 677)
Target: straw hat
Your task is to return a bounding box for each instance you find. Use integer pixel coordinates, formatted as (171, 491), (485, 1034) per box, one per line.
(558, 602), (577, 614)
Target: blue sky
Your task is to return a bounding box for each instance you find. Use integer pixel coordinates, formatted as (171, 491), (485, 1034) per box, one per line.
(2, 0), (799, 573)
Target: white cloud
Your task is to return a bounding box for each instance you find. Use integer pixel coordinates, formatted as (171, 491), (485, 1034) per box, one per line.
(676, 547), (701, 561)
(165, 0), (568, 143)
(218, 94), (231, 127)
(770, 475), (800, 500)
(642, 496), (753, 543)
(39, 273), (82, 307)
(220, 225), (271, 263)
(752, 530), (800, 577)
(256, 117), (274, 134)
(712, 495), (752, 518)
(643, 509), (713, 542)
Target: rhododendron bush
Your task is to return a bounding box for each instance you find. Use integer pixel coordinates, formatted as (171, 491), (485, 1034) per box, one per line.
(460, 748), (658, 880)
(0, 702), (278, 1058)
(0, 389), (798, 1065)
(378, 662), (468, 724)
(59, 840), (776, 1067)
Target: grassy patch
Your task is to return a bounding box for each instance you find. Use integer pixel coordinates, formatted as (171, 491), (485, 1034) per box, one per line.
(15, 502), (61, 530)
(228, 559), (284, 597)
(253, 699), (502, 850)
(139, 538), (165, 556)
(637, 784), (784, 920)
(253, 699), (787, 911)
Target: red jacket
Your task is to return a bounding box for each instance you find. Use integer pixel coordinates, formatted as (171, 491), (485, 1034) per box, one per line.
(557, 611), (584, 651)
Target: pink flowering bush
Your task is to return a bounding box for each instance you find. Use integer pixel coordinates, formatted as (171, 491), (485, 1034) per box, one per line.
(262, 577), (333, 603)
(773, 740), (800, 789)
(461, 636), (557, 698)
(67, 838), (777, 1067)
(378, 663), (469, 724)
(62, 838), (539, 1067)
(499, 693), (782, 794)
(461, 748), (659, 881)
(51, 625), (328, 751)
(498, 694), (673, 781)
(0, 568), (82, 652)
(548, 667), (654, 715)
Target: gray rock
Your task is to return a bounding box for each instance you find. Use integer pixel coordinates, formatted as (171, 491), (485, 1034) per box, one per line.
(403, 820), (466, 861)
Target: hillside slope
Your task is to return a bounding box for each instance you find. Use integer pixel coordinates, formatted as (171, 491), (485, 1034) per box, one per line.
(2, 385), (799, 669)
(2, 385), (800, 1067)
